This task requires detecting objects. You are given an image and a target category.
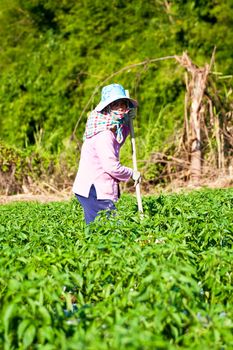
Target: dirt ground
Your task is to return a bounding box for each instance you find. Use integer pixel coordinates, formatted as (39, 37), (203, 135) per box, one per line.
(0, 176), (232, 205)
(0, 192), (72, 204)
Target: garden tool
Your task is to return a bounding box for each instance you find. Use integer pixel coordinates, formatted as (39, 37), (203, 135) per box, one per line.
(126, 90), (143, 214)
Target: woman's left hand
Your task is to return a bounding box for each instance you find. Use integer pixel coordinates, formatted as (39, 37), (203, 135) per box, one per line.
(128, 109), (136, 119)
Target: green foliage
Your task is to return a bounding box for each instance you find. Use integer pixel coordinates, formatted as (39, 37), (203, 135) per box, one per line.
(0, 0), (233, 165)
(0, 188), (232, 349)
(0, 140), (68, 194)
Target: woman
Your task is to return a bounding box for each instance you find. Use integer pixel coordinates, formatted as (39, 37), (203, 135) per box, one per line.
(72, 83), (141, 224)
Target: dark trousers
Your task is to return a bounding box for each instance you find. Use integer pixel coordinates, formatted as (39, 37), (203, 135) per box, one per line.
(75, 185), (116, 224)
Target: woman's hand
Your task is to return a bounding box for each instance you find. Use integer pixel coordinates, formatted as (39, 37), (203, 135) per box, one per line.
(132, 170), (141, 185)
(128, 108), (136, 119)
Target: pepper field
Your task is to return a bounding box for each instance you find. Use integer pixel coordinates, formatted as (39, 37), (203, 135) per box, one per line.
(0, 188), (232, 349)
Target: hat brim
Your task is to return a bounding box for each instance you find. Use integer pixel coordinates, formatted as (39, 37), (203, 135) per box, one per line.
(95, 96), (138, 112)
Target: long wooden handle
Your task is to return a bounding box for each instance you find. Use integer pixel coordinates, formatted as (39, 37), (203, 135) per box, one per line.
(129, 114), (143, 213)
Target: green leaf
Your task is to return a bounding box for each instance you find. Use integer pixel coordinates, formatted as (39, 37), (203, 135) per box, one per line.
(23, 324), (36, 348)
(3, 303), (16, 333)
(17, 319), (31, 340)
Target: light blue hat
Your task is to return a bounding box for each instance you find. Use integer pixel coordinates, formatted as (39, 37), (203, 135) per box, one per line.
(95, 83), (138, 112)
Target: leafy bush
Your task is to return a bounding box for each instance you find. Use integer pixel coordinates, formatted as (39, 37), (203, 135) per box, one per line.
(0, 140), (78, 195)
(1, 0), (233, 155)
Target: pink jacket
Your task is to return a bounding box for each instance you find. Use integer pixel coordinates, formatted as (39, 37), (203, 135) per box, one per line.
(72, 126), (133, 202)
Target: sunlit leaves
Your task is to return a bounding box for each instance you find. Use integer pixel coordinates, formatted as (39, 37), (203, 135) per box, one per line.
(0, 188), (232, 348)
(1, 0), (233, 158)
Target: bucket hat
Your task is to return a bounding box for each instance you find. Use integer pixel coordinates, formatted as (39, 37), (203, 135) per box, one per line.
(95, 83), (138, 112)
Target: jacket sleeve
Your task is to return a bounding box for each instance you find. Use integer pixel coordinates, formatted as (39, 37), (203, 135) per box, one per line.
(95, 130), (133, 182)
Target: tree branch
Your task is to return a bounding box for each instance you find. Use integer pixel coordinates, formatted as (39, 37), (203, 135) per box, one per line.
(71, 55), (176, 139)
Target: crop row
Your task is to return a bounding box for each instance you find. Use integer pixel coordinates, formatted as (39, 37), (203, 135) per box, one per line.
(0, 188), (232, 349)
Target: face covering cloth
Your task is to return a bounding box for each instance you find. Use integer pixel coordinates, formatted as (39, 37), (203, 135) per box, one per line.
(83, 110), (129, 144)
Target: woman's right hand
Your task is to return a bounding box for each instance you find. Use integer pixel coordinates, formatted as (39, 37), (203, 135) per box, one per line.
(132, 170), (141, 185)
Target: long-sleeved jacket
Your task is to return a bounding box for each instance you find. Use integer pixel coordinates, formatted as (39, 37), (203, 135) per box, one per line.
(72, 126), (133, 201)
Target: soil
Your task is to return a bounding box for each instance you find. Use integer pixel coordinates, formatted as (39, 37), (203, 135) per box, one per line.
(0, 192), (72, 204)
(0, 177), (232, 205)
